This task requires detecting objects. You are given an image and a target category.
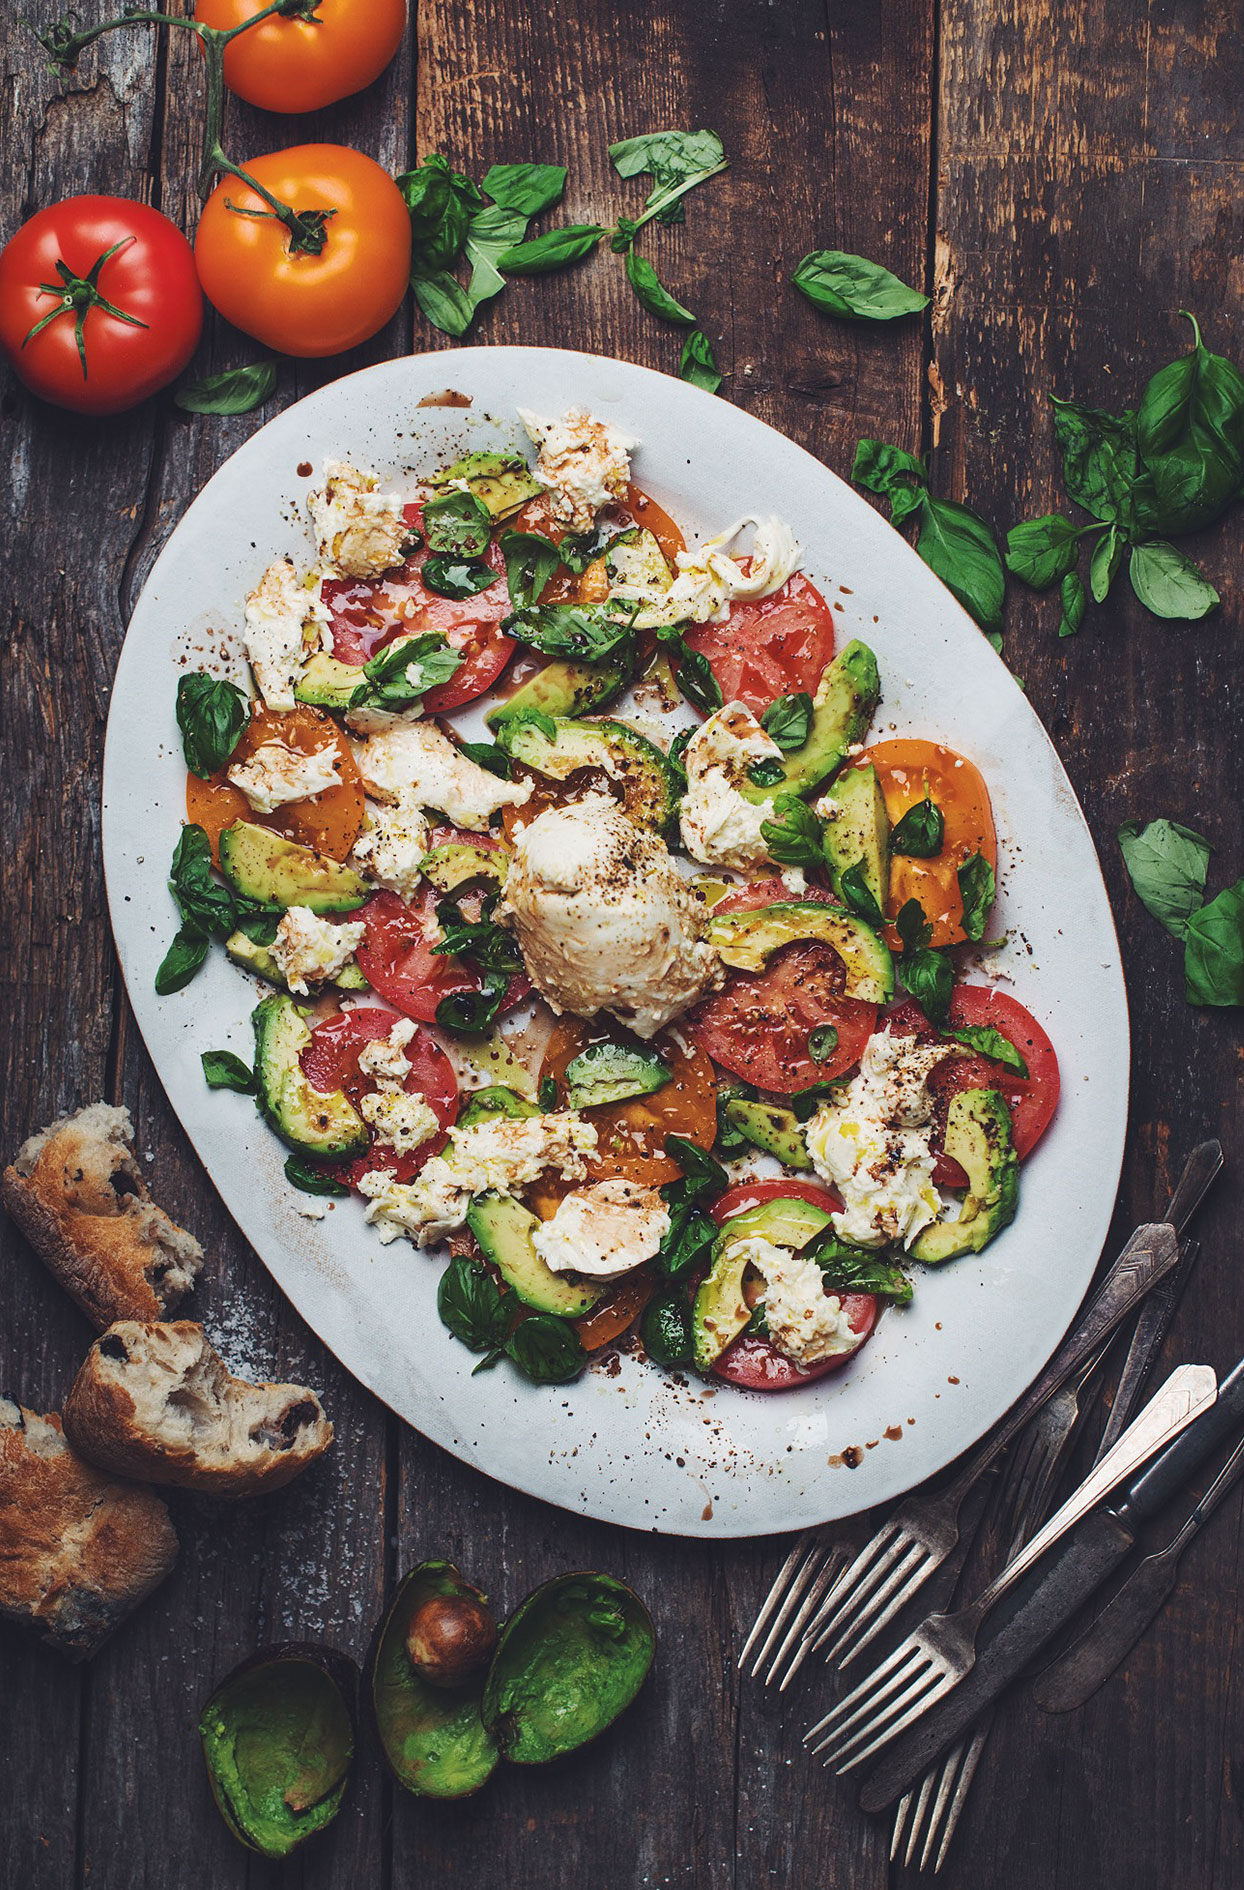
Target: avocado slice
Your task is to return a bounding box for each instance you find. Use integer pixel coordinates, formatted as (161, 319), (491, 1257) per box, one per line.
(485, 653), (633, 729)
(294, 651), (365, 711)
(499, 715), (679, 832)
(432, 453), (543, 519)
(465, 1193), (604, 1317)
(707, 900), (894, 1003)
(370, 1563), (500, 1799)
(481, 1572), (655, 1764)
(692, 1195), (833, 1370)
(458, 1087), (539, 1127)
(225, 931), (368, 992)
(742, 640), (881, 803)
(220, 822), (369, 915)
(605, 527), (673, 600)
(822, 762), (891, 915)
(910, 1089), (1019, 1264)
(721, 1099), (812, 1170)
(419, 841), (508, 893)
(252, 994), (368, 1160)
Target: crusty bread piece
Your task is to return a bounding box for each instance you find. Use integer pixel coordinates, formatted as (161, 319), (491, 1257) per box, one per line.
(0, 1398), (178, 1660)
(64, 1322), (334, 1497)
(2, 1103), (203, 1329)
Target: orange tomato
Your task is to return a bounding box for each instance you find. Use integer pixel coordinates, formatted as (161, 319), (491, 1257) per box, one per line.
(186, 702), (364, 862)
(534, 1018), (718, 1190)
(194, 145), (411, 357)
(573, 1273), (656, 1352)
(856, 739), (997, 948)
(195, 0), (407, 114)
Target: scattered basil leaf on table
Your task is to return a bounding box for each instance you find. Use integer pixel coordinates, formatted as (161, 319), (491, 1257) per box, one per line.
(1136, 310), (1244, 532)
(498, 225), (608, 273)
(462, 202), (529, 310)
(679, 329), (722, 392)
(174, 360), (277, 416)
(1059, 571), (1087, 638)
(839, 861), (884, 926)
(792, 250), (928, 322)
(285, 1155), (351, 1197)
(1128, 541), (1219, 620)
(1090, 524), (1123, 602)
(499, 529), (561, 607)
(423, 488), (493, 557)
(1003, 514), (1084, 590)
(852, 440), (1005, 634)
(421, 557), (500, 600)
(957, 850), (996, 941)
(1184, 879), (1244, 1007)
(411, 271), (476, 337)
(761, 692), (813, 751)
(348, 634), (462, 713)
(1118, 818), (1212, 938)
(480, 162), (567, 216)
(943, 1024), (1029, 1079)
(761, 795), (824, 869)
(438, 1256), (509, 1353)
(890, 796), (944, 858)
(201, 1050), (255, 1093)
(624, 248), (695, 324)
(176, 672), (250, 779)
(505, 1315), (586, 1384)
(608, 128), (728, 224)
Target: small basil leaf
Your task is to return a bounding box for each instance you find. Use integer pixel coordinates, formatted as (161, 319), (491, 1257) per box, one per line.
(1090, 524), (1122, 603)
(664, 1134), (728, 1203)
(505, 1314), (587, 1384)
(1118, 817), (1212, 940)
(412, 270), (477, 338)
(201, 1049), (255, 1093)
(174, 360), (278, 416)
(640, 1288), (695, 1367)
(895, 897), (933, 953)
(748, 756), (786, 788)
(284, 1155), (351, 1197)
(169, 825), (236, 936)
(463, 202), (529, 308)
(624, 247), (695, 324)
(790, 1078), (850, 1122)
(431, 893), (522, 973)
(455, 739), (511, 780)
(482, 162), (567, 216)
(1128, 541), (1220, 621)
(1184, 877), (1244, 1007)
(608, 129), (727, 224)
(792, 249), (928, 322)
(760, 795), (824, 869)
(654, 1205), (717, 1283)
(899, 946), (953, 1026)
(803, 1229), (913, 1304)
(348, 633), (463, 712)
(421, 556), (500, 600)
(916, 494), (1006, 635)
(1049, 397), (1152, 531)
(1004, 514), (1083, 590)
(497, 225), (607, 273)
(839, 860), (884, 926)
(175, 672), (250, 780)
(957, 850), (996, 941)
(155, 925), (209, 996)
(761, 691), (813, 751)
(667, 636), (722, 714)
(423, 488), (493, 557)
(537, 1075), (558, 1112)
(943, 1024), (1029, 1080)
(499, 529), (561, 607)
(434, 969), (511, 1034)
(438, 1255), (510, 1352)
(495, 706), (557, 750)
(503, 601), (637, 663)
(890, 797), (944, 859)
(1059, 570), (1087, 638)
(678, 328), (722, 393)
(808, 1024), (839, 1064)
(852, 438), (928, 502)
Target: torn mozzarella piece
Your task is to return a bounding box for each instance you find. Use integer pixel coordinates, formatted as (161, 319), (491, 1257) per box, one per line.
(611, 515), (802, 629)
(678, 702), (783, 872)
(532, 1179), (671, 1281)
(730, 1235), (862, 1368)
(308, 460), (408, 578)
(517, 407), (636, 532)
(242, 557), (328, 712)
(356, 1017), (416, 1086)
(226, 740), (341, 814)
(359, 1088), (440, 1157)
(348, 801), (430, 899)
(349, 718), (530, 832)
(269, 907), (366, 996)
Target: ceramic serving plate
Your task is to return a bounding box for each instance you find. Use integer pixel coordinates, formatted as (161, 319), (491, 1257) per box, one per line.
(101, 346), (1129, 1538)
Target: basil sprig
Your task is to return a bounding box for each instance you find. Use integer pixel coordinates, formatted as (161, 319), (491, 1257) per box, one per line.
(1117, 816), (1244, 1008)
(176, 672), (250, 780)
(200, 1049), (255, 1093)
(890, 796), (944, 858)
(347, 633), (462, 713)
(853, 440), (1005, 641)
(793, 250), (927, 323)
(895, 897), (953, 1026)
(174, 359), (277, 416)
(437, 1259), (586, 1382)
(503, 600), (638, 663)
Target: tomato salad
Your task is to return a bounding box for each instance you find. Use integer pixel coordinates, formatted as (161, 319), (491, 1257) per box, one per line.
(161, 407), (1059, 1394)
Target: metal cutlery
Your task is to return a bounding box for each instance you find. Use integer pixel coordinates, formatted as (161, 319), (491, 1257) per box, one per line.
(804, 1362), (1218, 1771)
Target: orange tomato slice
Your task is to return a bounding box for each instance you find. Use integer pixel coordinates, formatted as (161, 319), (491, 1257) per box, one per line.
(532, 1018), (717, 1194)
(855, 739), (997, 948)
(185, 702), (364, 863)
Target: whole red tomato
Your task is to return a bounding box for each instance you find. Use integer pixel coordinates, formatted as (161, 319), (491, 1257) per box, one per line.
(194, 145), (411, 358)
(0, 197), (202, 416)
(194, 0), (407, 113)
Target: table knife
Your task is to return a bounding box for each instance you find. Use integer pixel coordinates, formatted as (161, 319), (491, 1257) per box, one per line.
(856, 1347), (1244, 1814)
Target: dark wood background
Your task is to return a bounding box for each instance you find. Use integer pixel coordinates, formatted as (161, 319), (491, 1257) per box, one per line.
(2, 3), (1242, 1886)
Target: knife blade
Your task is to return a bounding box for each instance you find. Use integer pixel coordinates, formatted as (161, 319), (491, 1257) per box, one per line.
(1032, 1426), (1244, 1713)
(856, 1346), (1244, 1813)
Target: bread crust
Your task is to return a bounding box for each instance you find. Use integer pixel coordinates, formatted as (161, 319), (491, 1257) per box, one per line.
(0, 1398), (178, 1661)
(64, 1322), (334, 1497)
(2, 1103), (203, 1329)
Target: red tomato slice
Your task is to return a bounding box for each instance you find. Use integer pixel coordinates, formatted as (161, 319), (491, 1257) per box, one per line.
(688, 880), (877, 1093)
(887, 987), (1060, 1187)
(300, 1004), (458, 1184)
(322, 503), (515, 709)
(712, 1177), (843, 1223)
(682, 573), (836, 716)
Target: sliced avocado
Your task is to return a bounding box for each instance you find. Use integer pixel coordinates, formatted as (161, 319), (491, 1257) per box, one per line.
(225, 930), (368, 992)
(693, 1196), (833, 1370)
(485, 653), (632, 729)
(910, 1089), (1019, 1264)
(742, 640), (881, 803)
(449, 1027), (539, 1099)
(253, 994), (368, 1160)
(605, 527), (672, 594)
(466, 1193), (604, 1317)
(707, 899), (894, 1004)
(433, 452), (542, 519)
(294, 651), (365, 710)
(822, 762), (890, 915)
(458, 1087), (539, 1127)
(722, 1099), (812, 1170)
(419, 841), (508, 893)
(220, 822), (368, 915)
(499, 716), (679, 832)
(371, 1563), (499, 1799)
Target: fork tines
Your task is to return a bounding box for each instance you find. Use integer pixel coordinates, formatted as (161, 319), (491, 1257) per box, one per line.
(805, 1516), (939, 1668)
(803, 1632), (955, 1772)
(738, 1532), (849, 1688)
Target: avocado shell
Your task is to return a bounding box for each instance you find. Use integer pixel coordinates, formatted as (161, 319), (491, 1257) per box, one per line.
(481, 1571), (655, 1764)
(197, 1643), (358, 1860)
(371, 1562), (501, 1798)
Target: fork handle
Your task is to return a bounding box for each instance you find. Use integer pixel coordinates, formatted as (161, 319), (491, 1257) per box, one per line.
(944, 1221), (1179, 1500)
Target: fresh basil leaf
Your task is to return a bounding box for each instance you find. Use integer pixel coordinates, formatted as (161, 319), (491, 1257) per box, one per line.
(895, 898), (933, 953)
(233, 902), (280, 946)
(502, 600), (636, 663)
(432, 893), (522, 973)
(916, 494), (1006, 634)
(640, 1288), (694, 1366)
(808, 1024), (839, 1064)
(839, 860), (884, 925)
(175, 672), (250, 780)
(678, 328), (722, 393)
(423, 488), (493, 557)
(664, 1134), (728, 1202)
(667, 636), (722, 714)
(624, 247), (695, 324)
(462, 201), (529, 309)
(495, 705), (558, 749)
(421, 556), (500, 600)
(399, 155), (479, 259)
(1090, 524), (1122, 603)
(747, 756), (786, 788)
(505, 1314), (587, 1384)
(201, 1049), (255, 1093)
(760, 795), (824, 869)
(852, 438), (927, 500)
(1059, 570), (1087, 638)
(803, 1229), (913, 1304)
(1048, 397), (1165, 535)
(655, 1204), (717, 1283)
(499, 528), (561, 607)
(1128, 541), (1220, 621)
(890, 797), (944, 859)
(667, 725), (694, 787)
(349, 633), (463, 712)
(713, 1082), (755, 1157)
(565, 1042), (670, 1109)
(957, 850), (995, 941)
(497, 225), (607, 273)
(281, 1155), (350, 1197)
(610, 128), (727, 192)
(174, 360), (277, 416)
(434, 969), (511, 1034)
(1184, 877), (1244, 1007)
(1137, 312), (1244, 532)
(1004, 514), (1084, 590)
(899, 946), (953, 1025)
(789, 1078), (850, 1122)
(482, 162), (567, 215)
(155, 925), (210, 996)
(1118, 817), (1211, 939)
(455, 739), (511, 780)
(761, 691), (813, 751)
(943, 1024), (1029, 1080)
(458, 1086), (540, 1127)
(555, 522), (637, 574)
(412, 270), (477, 337)
(169, 825), (236, 936)
(537, 1075), (558, 1112)
(792, 249), (928, 322)
(438, 1255), (510, 1352)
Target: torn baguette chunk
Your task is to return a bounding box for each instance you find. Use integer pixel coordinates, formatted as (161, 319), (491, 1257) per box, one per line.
(0, 1399), (178, 1660)
(2, 1103), (203, 1329)
(63, 1322), (334, 1497)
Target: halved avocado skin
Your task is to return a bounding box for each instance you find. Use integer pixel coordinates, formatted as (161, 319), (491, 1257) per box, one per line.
(371, 1564), (500, 1799)
(481, 1572), (655, 1764)
(466, 1193), (603, 1317)
(910, 1088), (1019, 1263)
(486, 654), (632, 729)
(822, 761), (891, 913)
(226, 930), (367, 992)
(742, 639), (881, 803)
(294, 651), (364, 710)
(220, 821), (368, 915)
(722, 1099), (812, 1170)
(500, 715), (679, 832)
(692, 1196), (832, 1370)
(707, 900), (894, 1004)
(253, 994), (368, 1160)
(198, 1644), (358, 1859)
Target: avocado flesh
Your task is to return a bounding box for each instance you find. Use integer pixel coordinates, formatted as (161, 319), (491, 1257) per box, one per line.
(500, 715), (678, 832)
(253, 995), (368, 1160)
(692, 1196), (832, 1370)
(220, 822), (368, 915)
(458, 1087), (539, 1127)
(722, 1100), (812, 1170)
(486, 653), (632, 729)
(707, 900), (894, 1004)
(433, 455), (543, 519)
(294, 651), (364, 710)
(910, 1088), (1019, 1264)
(742, 640), (881, 803)
(466, 1193), (603, 1317)
(419, 841), (509, 892)
(371, 1563), (500, 1799)
(225, 931), (367, 992)
(481, 1572), (655, 1764)
(199, 1654), (354, 1859)
(822, 762), (891, 914)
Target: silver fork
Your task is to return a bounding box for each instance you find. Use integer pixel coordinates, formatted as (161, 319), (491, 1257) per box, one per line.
(804, 1363), (1216, 1772)
(738, 1536), (850, 1686)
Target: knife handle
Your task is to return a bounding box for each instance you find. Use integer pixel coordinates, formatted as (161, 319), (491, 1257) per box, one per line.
(1124, 1352), (1244, 1522)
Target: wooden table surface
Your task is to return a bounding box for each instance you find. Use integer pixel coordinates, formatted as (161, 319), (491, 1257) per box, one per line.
(3, 3), (1242, 1886)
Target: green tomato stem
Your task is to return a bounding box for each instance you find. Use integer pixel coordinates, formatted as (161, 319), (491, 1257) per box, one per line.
(21, 236), (149, 380)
